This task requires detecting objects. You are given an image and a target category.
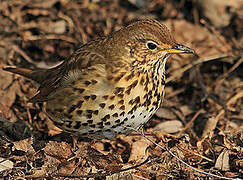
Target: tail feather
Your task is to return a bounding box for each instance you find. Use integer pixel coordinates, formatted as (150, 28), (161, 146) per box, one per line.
(3, 67), (47, 84)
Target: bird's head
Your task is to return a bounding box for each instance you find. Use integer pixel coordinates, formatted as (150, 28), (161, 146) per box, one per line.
(104, 19), (194, 67)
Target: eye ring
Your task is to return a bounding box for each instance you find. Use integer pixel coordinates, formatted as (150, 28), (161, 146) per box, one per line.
(146, 41), (157, 50)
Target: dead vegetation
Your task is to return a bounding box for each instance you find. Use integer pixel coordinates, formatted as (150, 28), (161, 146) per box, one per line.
(0, 0), (242, 179)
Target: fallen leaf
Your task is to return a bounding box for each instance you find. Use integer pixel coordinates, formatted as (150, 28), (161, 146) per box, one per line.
(0, 158), (14, 172)
(215, 150), (230, 171)
(153, 120), (183, 134)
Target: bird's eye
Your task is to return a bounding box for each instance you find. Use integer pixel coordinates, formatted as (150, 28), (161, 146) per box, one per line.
(146, 41), (157, 50)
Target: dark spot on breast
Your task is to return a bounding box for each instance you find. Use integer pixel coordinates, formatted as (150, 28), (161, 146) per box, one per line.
(114, 87), (125, 95)
(120, 112), (125, 116)
(125, 88), (131, 95)
(140, 76), (145, 85)
(105, 122), (111, 125)
(118, 99), (124, 105)
(105, 129), (111, 132)
(67, 105), (77, 114)
(128, 80), (138, 89)
(93, 110), (99, 115)
(152, 85), (156, 91)
(153, 101), (158, 106)
(161, 90), (165, 98)
(102, 95), (109, 100)
(99, 125), (104, 128)
(90, 124), (96, 128)
(111, 124), (118, 128)
(66, 121), (72, 128)
(125, 72), (135, 81)
(91, 79), (98, 84)
(101, 114), (110, 122)
(74, 122), (81, 129)
(144, 85), (148, 91)
(110, 96), (115, 100)
(108, 104), (115, 110)
(148, 90), (152, 96)
(154, 89), (158, 97)
(124, 117), (128, 121)
(117, 93), (124, 98)
(73, 88), (85, 93)
(134, 96), (140, 104)
(89, 130), (95, 133)
(86, 110), (93, 114)
(87, 120), (93, 124)
(131, 115), (135, 119)
(53, 121), (64, 127)
(131, 105), (137, 112)
(76, 110), (83, 115)
(77, 100), (84, 107)
(84, 81), (91, 86)
(91, 95), (97, 100)
(129, 99), (134, 105)
(99, 103), (106, 108)
(115, 119), (120, 123)
(82, 132), (88, 136)
(161, 76), (166, 85)
(82, 123), (88, 126)
(141, 60), (146, 64)
(128, 110), (133, 115)
(145, 98), (151, 106)
(145, 73), (149, 86)
(97, 122), (103, 126)
(149, 107), (154, 112)
(112, 113), (118, 117)
(114, 72), (126, 81)
(143, 93), (148, 99)
(119, 105), (125, 110)
(83, 96), (90, 100)
(86, 114), (92, 119)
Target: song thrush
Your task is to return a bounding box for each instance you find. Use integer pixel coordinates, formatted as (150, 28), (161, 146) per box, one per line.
(4, 19), (194, 139)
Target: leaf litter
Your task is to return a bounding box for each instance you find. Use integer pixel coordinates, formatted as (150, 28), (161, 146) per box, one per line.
(0, 0), (242, 179)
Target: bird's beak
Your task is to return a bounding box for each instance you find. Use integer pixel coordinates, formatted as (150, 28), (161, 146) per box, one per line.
(165, 44), (195, 54)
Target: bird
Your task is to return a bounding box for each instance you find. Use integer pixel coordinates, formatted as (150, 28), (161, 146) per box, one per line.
(3, 19), (194, 140)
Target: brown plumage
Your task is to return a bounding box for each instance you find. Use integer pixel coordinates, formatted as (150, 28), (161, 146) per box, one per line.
(3, 19), (194, 139)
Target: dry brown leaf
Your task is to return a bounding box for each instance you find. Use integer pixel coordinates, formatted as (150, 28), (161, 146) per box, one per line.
(128, 138), (151, 162)
(0, 158), (14, 172)
(153, 120), (183, 134)
(13, 137), (34, 152)
(155, 108), (177, 119)
(215, 150), (230, 171)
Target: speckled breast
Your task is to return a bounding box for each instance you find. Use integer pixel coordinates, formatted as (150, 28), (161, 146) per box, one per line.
(46, 61), (166, 139)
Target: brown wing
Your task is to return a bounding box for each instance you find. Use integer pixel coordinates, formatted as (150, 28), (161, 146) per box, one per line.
(29, 44), (106, 103)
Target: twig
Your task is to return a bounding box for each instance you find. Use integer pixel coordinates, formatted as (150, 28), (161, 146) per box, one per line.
(178, 109), (203, 136)
(129, 127), (240, 180)
(200, 19), (232, 52)
(215, 56), (242, 86)
(194, 65), (229, 118)
(12, 44), (35, 65)
(167, 54), (233, 83)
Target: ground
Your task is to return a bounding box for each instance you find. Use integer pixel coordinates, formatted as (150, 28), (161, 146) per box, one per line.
(0, 0), (242, 179)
